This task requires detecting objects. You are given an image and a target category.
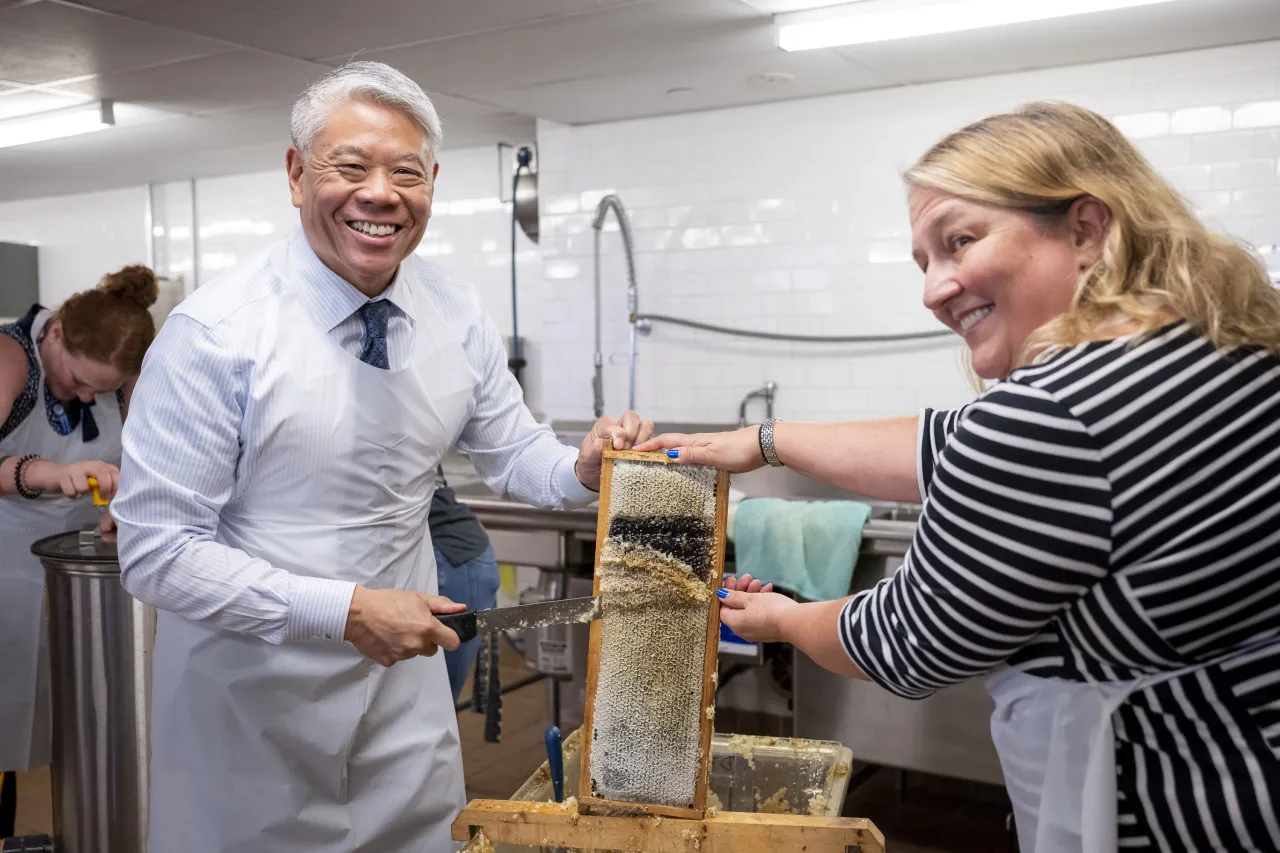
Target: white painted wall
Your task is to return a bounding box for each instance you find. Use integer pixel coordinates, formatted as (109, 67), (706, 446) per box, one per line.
(0, 185), (149, 310)
(534, 39), (1280, 425)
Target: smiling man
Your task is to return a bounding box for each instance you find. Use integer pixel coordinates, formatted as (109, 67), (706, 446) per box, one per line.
(111, 62), (651, 853)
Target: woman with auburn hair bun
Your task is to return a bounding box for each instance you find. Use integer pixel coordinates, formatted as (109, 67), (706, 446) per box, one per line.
(638, 101), (1280, 852)
(0, 264), (158, 835)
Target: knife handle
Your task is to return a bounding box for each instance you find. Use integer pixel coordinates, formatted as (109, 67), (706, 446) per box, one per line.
(436, 611), (478, 645)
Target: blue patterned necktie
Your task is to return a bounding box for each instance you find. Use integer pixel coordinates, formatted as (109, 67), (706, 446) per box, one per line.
(357, 300), (392, 370)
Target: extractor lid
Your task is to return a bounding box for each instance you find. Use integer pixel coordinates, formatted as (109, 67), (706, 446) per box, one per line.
(31, 528), (120, 566)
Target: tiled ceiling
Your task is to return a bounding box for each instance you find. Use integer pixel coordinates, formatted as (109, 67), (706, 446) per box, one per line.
(0, 0), (1278, 201)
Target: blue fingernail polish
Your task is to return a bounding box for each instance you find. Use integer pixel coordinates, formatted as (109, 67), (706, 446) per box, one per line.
(667, 449), (679, 459)
(715, 587), (729, 599)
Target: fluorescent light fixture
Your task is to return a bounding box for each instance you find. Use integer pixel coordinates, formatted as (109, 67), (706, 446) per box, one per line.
(0, 100), (115, 150)
(778, 0), (1180, 51)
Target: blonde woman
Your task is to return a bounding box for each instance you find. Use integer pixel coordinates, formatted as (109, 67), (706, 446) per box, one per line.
(638, 102), (1280, 852)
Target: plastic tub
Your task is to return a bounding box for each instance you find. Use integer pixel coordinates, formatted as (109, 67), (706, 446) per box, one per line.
(462, 728), (853, 852)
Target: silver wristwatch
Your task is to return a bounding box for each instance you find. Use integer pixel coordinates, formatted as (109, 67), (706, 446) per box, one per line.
(758, 417), (783, 467)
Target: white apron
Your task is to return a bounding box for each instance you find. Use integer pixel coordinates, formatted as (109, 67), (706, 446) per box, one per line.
(146, 241), (472, 852)
(989, 655), (1220, 852)
(0, 309), (123, 771)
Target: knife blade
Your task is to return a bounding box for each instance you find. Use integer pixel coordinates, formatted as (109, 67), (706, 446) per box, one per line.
(436, 596), (601, 644)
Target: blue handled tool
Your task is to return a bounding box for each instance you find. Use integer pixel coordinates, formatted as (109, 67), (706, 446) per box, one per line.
(545, 726), (564, 803)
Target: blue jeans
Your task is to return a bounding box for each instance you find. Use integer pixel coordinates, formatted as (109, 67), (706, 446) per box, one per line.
(435, 545), (500, 703)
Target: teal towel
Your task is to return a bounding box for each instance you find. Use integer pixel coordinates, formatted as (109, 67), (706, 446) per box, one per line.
(732, 498), (872, 602)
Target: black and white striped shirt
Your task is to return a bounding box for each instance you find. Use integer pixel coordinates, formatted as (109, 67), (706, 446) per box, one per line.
(841, 322), (1280, 851)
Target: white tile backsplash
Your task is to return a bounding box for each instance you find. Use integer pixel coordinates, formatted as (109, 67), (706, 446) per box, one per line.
(533, 40), (1280, 425)
(3, 39), (1280, 428)
(1234, 99), (1280, 130)
(1193, 131), (1262, 166)
(1162, 164), (1215, 194)
(1213, 159), (1277, 191)
(1254, 129), (1280, 157)
(1232, 187), (1280, 218)
(1135, 135), (1195, 168)
(1173, 105), (1234, 135)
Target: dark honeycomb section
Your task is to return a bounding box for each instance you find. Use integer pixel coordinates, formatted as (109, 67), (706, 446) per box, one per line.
(607, 515), (715, 580)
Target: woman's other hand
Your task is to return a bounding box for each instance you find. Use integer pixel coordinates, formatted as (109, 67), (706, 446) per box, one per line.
(26, 459), (120, 498)
(633, 426), (765, 472)
(720, 580), (867, 679)
(716, 581), (793, 644)
(723, 573), (774, 594)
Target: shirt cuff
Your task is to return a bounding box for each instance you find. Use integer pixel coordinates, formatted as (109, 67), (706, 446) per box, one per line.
(555, 450), (598, 507)
(285, 576), (358, 643)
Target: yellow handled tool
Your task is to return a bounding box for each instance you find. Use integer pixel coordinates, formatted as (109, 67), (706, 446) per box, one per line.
(85, 471), (108, 532)
(86, 476), (109, 508)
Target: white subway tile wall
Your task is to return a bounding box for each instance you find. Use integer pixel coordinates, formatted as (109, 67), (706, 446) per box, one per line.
(2, 40), (1279, 426)
(535, 40), (1280, 425)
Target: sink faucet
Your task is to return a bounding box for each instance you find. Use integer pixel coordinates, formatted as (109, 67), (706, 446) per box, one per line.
(591, 195), (643, 418)
(738, 381), (777, 428)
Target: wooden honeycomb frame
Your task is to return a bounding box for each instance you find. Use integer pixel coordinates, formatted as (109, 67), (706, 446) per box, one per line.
(577, 447), (731, 820)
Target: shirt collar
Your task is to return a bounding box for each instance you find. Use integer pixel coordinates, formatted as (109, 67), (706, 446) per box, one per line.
(290, 227), (416, 331)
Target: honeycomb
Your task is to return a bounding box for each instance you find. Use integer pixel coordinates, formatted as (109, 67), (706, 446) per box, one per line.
(588, 458), (719, 809)
(604, 461), (717, 522)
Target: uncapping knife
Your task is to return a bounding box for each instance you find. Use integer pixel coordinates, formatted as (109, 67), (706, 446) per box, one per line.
(436, 596), (601, 644)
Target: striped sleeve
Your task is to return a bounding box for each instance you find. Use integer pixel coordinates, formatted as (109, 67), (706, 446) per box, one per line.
(918, 405), (971, 500)
(845, 384), (1113, 698)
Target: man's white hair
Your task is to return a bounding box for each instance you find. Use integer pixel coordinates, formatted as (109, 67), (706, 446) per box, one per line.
(290, 61), (443, 164)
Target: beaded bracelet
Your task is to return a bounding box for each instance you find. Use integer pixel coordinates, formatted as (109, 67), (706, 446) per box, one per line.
(14, 454), (43, 500)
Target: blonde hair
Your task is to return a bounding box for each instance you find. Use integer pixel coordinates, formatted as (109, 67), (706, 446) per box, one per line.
(904, 101), (1280, 362)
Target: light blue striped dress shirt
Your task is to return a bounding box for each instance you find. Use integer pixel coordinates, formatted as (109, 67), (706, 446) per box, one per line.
(114, 228), (593, 645)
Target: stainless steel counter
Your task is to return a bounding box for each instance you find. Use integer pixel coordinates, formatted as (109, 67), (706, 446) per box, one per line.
(450, 485), (597, 532)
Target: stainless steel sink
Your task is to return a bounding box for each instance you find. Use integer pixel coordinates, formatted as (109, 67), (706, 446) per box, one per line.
(875, 504), (922, 522)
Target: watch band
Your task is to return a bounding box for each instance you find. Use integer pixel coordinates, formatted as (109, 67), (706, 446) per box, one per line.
(758, 418), (783, 468)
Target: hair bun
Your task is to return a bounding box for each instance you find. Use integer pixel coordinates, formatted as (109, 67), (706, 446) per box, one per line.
(100, 264), (158, 308)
